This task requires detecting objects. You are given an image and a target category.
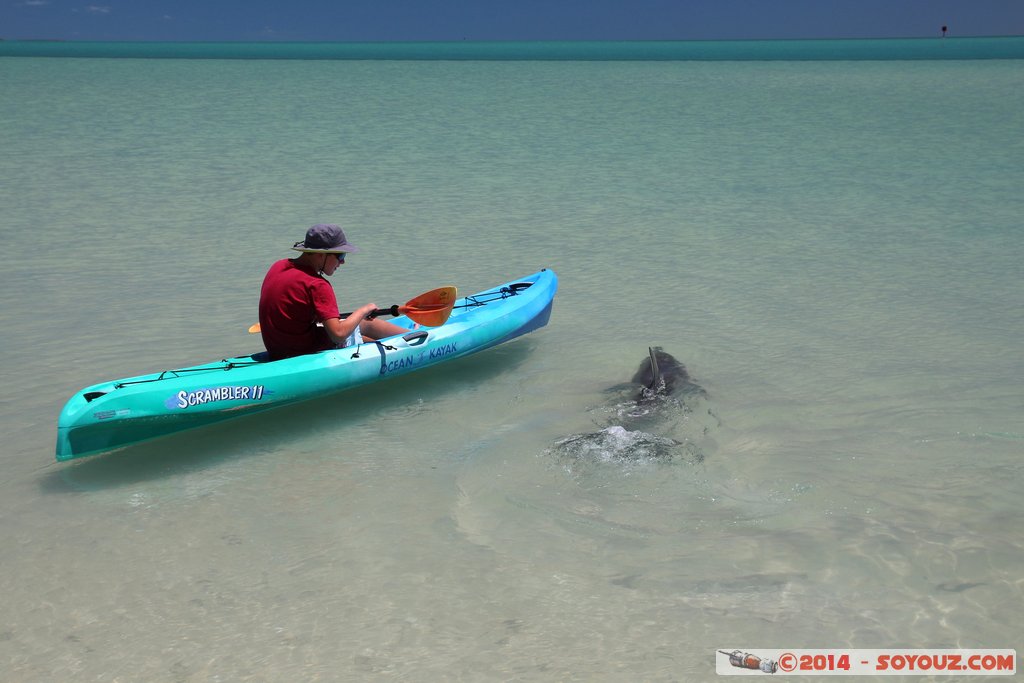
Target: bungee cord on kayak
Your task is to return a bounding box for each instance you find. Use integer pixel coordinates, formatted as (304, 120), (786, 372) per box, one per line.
(104, 283), (537, 391)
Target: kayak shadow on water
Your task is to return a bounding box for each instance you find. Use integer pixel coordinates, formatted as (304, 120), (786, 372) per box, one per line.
(39, 339), (539, 493)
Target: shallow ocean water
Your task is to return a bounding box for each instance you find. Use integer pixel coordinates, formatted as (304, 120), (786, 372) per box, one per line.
(1, 51), (1021, 680)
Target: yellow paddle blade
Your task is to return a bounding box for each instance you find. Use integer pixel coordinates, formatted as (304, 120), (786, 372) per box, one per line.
(248, 322), (262, 334)
(399, 286), (457, 327)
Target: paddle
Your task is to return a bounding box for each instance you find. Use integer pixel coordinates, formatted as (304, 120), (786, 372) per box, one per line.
(248, 286), (457, 334)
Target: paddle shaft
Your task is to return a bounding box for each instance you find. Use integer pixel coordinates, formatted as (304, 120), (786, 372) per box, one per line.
(249, 286), (456, 334)
(361, 305), (401, 320)
(249, 306), (408, 334)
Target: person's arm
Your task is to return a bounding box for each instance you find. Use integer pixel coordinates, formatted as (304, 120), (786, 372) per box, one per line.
(322, 303), (378, 344)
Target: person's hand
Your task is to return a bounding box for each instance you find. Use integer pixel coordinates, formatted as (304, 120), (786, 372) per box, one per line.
(357, 303), (379, 320)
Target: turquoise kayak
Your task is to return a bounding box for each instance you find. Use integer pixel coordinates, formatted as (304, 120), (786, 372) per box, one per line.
(56, 269), (558, 461)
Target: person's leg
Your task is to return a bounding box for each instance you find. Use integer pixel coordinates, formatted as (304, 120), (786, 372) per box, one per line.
(359, 317), (409, 341)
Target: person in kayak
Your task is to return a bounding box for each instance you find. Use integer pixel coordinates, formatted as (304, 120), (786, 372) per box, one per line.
(258, 223), (408, 361)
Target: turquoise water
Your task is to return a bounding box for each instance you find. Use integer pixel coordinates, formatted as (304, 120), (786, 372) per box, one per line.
(3, 36), (1024, 60)
(1, 49), (1022, 680)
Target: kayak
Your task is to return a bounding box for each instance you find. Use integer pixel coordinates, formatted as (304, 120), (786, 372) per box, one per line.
(56, 269), (558, 461)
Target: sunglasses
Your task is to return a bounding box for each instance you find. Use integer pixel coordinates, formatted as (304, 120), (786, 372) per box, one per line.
(335, 252), (346, 264)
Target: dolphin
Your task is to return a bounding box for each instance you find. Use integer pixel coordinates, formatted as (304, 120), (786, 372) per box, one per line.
(631, 346), (706, 402)
(550, 348), (713, 466)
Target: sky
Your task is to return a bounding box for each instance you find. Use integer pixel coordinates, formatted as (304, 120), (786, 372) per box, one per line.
(2, 0), (1023, 42)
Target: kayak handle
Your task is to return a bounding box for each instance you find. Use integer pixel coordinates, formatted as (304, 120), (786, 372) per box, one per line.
(403, 330), (429, 344)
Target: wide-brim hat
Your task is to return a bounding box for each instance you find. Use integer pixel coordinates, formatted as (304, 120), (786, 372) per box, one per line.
(291, 223), (361, 254)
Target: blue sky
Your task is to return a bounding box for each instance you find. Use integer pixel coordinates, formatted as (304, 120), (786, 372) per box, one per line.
(3, 0), (1023, 42)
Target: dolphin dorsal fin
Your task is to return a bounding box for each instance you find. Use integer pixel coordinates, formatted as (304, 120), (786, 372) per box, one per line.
(647, 346), (663, 393)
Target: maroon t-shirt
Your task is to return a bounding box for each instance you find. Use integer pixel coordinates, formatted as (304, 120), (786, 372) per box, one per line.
(258, 259), (340, 360)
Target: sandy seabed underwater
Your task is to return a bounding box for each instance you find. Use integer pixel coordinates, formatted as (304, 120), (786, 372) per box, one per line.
(1, 50), (1022, 680)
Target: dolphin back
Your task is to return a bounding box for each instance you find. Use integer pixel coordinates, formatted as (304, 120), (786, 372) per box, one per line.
(632, 346), (690, 394)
